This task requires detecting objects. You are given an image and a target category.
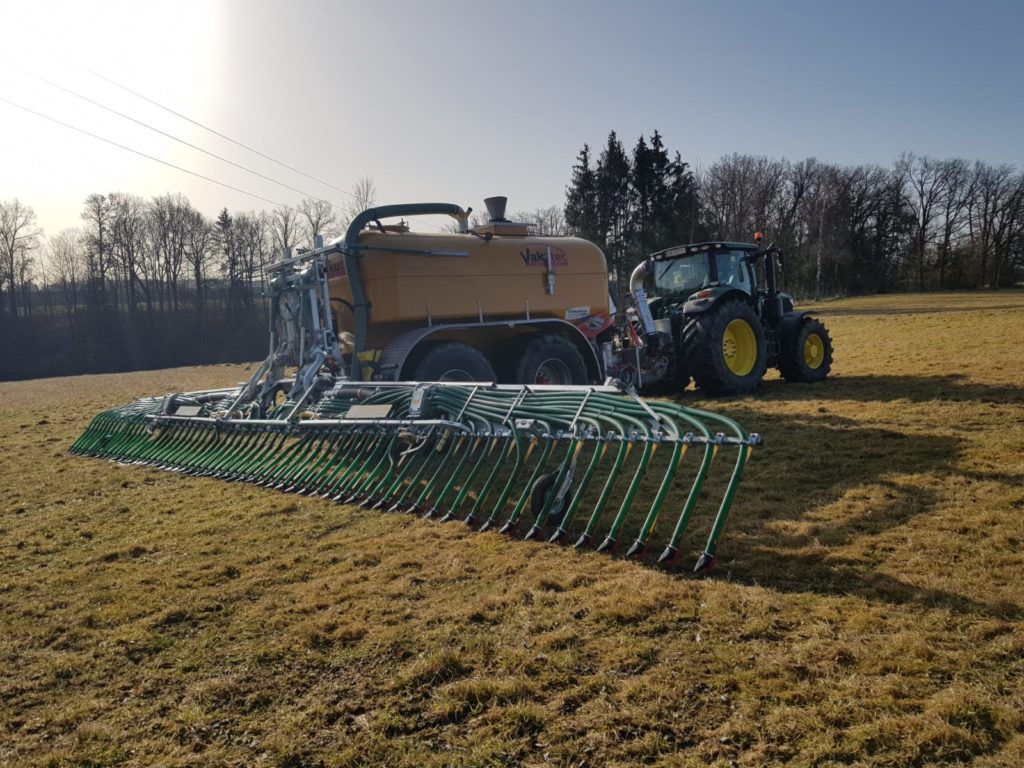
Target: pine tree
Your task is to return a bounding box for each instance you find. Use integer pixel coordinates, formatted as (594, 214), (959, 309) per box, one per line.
(665, 151), (701, 245)
(648, 131), (674, 245)
(630, 134), (655, 263)
(215, 208), (242, 310)
(564, 144), (600, 245)
(596, 131), (631, 282)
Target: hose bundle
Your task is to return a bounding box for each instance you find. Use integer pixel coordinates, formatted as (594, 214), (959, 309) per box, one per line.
(71, 381), (759, 572)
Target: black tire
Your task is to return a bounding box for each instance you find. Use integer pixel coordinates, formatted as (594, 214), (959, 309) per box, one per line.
(411, 341), (496, 382)
(778, 316), (833, 383)
(683, 299), (767, 395)
(514, 334), (589, 385)
(530, 472), (569, 525)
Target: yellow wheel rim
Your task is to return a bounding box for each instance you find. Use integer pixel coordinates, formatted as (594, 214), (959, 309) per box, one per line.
(803, 333), (825, 369)
(722, 319), (757, 376)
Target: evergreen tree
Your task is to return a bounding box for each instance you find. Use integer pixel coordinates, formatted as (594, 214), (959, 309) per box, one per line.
(664, 151), (701, 245)
(566, 130), (705, 286)
(648, 131), (676, 244)
(564, 145), (600, 245)
(215, 208), (242, 310)
(596, 131), (630, 281)
(629, 134), (656, 262)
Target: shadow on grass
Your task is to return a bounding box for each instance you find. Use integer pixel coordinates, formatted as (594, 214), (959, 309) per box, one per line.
(809, 301), (1024, 317)
(756, 374), (1024, 404)
(695, 402), (1018, 619)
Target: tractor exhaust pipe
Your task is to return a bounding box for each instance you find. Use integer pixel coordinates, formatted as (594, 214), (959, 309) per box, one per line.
(628, 259), (658, 338)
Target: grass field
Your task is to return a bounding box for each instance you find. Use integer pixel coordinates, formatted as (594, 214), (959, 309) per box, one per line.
(2, 292), (1023, 767)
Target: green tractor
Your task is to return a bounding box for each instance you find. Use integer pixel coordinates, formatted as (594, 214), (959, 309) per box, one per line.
(616, 236), (833, 395)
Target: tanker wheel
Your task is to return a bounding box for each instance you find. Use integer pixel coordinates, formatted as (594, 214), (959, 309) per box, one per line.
(515, 334), (588, 385)
(683, 299), (767, 395)
(778, 316), (833, 383)
(411, 341), (496, 382)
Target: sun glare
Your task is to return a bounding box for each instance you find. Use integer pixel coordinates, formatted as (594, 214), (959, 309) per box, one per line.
(2, 0), (222, 235)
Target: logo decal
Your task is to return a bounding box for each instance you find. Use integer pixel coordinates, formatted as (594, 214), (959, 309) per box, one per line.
(520, 246), (568, 267)
(326, 256), (346, 277)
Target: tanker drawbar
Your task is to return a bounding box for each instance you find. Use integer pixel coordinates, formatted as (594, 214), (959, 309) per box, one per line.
(69, 203), (762, 573)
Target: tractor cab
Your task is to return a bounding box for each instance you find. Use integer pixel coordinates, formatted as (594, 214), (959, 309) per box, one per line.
(649, 242), (759, 301)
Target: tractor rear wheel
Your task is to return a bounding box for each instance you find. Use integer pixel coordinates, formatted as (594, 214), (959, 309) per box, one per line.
(683, 299), (767, 395)
(412, 341), (496, 382)
(515, 334), (588, 385)
(778, 317), (833, 382)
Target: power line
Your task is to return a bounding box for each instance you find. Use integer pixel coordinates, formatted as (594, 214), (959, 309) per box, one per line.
(69, 62), (448, 232)
(0, 95), (293, 210)
(3, 58), (450, 233)
(5, 62), (346, 215)
(2, 95), (449, 236)
(73, 60), (357, 199)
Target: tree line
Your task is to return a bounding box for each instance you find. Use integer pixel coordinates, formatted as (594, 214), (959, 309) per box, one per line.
(565, 132), (1024, 298)
(0, 180), (376, 380)
(3, 141), (1022, 381)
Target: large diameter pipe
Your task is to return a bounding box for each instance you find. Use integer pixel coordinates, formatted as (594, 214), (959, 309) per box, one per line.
(628, 259), (658, 338)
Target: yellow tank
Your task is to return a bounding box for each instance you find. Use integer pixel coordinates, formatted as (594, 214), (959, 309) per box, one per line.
(327, 227), (610, 350)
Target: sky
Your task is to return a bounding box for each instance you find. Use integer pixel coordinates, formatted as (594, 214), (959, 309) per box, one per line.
(2, 0), (1022, 240)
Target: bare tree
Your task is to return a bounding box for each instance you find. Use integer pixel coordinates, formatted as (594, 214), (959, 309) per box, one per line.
(513, 206), (570, 236)
(45, 228), (84, 319)
(968, 162), (1016, 287)
(935, 158), (974, 288)
(182, 205), (213, 306)
(270, 206), (300, 258)
(80, 193), (114, 309)
(344, 176), (377, 227)
(990, 171), (1024, 288)
(0, 198), (42, 320)
(234, 211), (269, 302)
(898, 153), (947, 290)
(700, 154), (790, 241)
(298, 197), (338, 248)
(108, 192), (150, 311)
(149, 193), (191, 309)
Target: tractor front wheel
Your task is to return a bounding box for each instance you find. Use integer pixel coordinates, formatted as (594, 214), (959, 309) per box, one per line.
(778, 317), (833, 382)
(684, 299), (767, 395)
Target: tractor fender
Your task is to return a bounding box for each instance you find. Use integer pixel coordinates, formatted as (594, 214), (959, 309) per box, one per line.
(779, 311), (810, 347)
(378, 319), (602, 382)
(682, 286), (751, 315)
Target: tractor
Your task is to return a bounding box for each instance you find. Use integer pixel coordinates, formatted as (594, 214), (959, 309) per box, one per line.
(615, 237), (833, 395)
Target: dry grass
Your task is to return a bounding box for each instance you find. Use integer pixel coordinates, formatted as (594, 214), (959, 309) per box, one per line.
(2, 292), (1023, 767)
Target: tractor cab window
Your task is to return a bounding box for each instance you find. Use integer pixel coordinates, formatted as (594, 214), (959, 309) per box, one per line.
(751, 258), (768, 292)
(653, 256), (713, 296)
(715, 251), (751, 292)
